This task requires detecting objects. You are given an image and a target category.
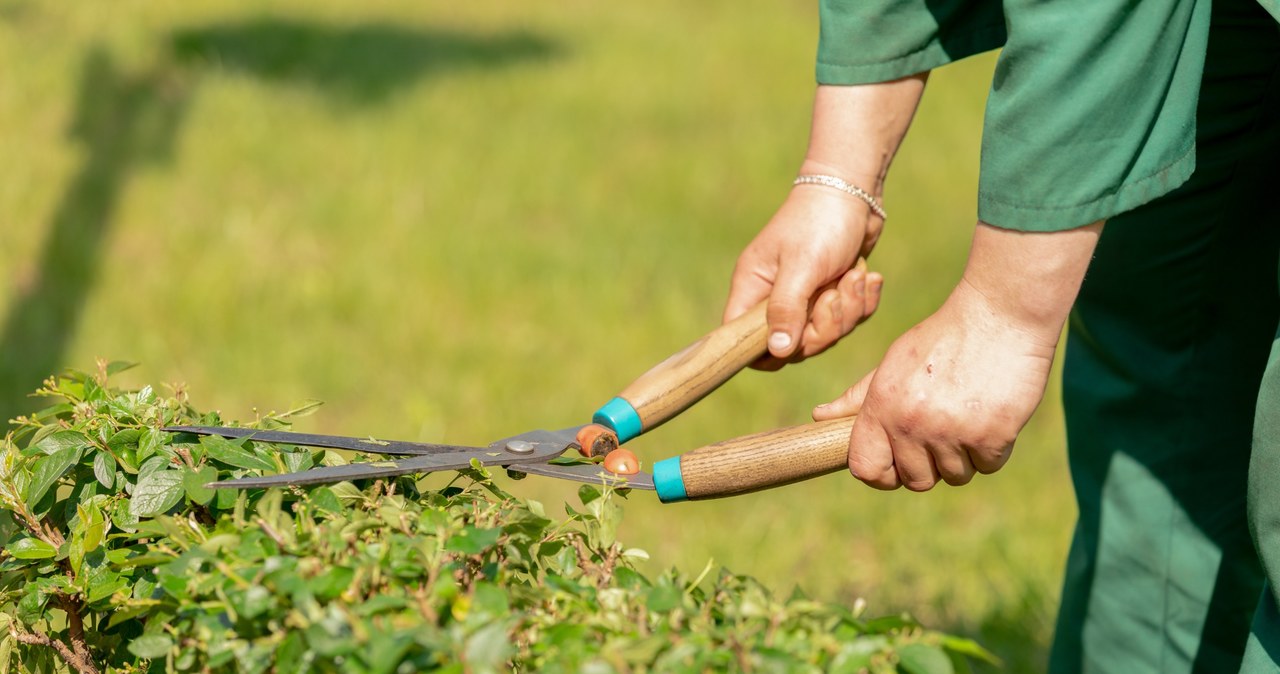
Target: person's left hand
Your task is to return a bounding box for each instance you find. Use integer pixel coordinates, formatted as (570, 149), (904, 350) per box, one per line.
(811, 221), (1102, 491)
(813, 279), (1056, 489)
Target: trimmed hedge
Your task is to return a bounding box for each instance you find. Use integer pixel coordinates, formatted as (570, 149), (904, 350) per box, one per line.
(0, 363), (993, 673)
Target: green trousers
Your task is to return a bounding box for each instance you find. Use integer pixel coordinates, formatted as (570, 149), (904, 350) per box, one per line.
(1243, 307), (1280, 670)
(1047, 0), (1280, 671)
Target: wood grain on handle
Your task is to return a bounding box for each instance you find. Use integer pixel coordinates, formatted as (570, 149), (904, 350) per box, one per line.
(663, 417), (855, 501)
(618, 300), (768, 434)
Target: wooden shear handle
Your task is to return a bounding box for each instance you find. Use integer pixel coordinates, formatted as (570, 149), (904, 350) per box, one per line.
(589, 298), (858, 502)
(592, 300), (769, 442)
(652, 417), (854, 502)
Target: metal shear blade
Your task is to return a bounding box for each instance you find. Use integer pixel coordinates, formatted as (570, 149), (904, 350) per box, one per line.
(163, 425), (655, 490)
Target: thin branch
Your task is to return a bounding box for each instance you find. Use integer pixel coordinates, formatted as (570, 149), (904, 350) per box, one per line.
(58, 596), (97, 674)
(12, 625), (100, 674)
(256, 517), (288, 549)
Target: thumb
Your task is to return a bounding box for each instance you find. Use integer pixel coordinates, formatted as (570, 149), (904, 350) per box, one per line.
(813, 368), (876, 420)
(766, 261), (821, 358)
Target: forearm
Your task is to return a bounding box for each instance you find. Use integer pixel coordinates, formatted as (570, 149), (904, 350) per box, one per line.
(961, 221), (1105, 345)
(800, 75), (929, 193)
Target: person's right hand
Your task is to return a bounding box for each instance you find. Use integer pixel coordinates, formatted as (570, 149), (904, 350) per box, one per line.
(723, 171), (884, 371)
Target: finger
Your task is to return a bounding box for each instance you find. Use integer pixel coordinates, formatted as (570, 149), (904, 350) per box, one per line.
(895, 448), (941, 492)
(861, 226), (883, 259)
(801, 286), (845, 357)
(861, 272), (883, 323)
(724, 264), (775, 324)
(934, 447), (977, 487)
(969, 441), (1015, 475)
(893, 440), (941, 492)
(765, 260), (822, 359)
(814, 369), (875, 420)
(848, 408), (900, 490)
(803, 262), (872, 357)
(834, 267), (866, 336)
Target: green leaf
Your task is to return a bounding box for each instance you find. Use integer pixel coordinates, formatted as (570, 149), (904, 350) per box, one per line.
(183, 465), (218, 505)
(646, 584), (682, 612)
(940, 635), (1000, 665)
(130, 470), (185, 517)
(31, 430), (88, 456)
(467, 582), (511, 625)
(578, 484), (602, 506)
(0, 633), (12, 674)
(232, 585), (273, 619)
(308, 566), (354, 600)
(309, 486), (343, 515)
(107, 428), (143, 454)
(897, 643), (954, 674)
(105, 360), (139, 376)
(16, 585), (47, 623)
(280, 448), (313, 473)
(283, 399), (324, 419)
(93, 451), (116, 489)
(25, 444), (81, 507)
(6, 537), (56, 560)
(445, 526), (503, 555)
(464, 622), (512, 671)
(79, 501), (106, 553)
(275, 631), (307, 674)
(112, 497), (140, 531)
(328, 481), (364, 503)
(84, 561), (127, 604)
(200, 434), (274, 471)
(128, 634), (174, 659)
(138, 428), (166, 463)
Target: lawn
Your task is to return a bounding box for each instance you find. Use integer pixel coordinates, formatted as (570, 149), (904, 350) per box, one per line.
(0, 0), (1074, 669)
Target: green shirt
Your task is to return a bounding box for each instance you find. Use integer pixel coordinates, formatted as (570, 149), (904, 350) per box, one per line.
(816, 0), (1277, 232)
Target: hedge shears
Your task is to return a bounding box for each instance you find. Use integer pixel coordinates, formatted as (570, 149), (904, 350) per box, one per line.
(166, 302), (855, 503)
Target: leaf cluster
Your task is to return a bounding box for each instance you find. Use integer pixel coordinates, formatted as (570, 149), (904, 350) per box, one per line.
(0, 363), (995, 673)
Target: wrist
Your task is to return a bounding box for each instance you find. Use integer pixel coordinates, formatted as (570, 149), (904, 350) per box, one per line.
(797, 158), (883, 196)
(801, 75), (928, 192)
(959, 221), (1104, 343)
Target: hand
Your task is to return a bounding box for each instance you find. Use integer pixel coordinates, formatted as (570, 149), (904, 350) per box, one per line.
(814, 279), (1056, 489)
(723, 174), (884, 371)
(722, 77), (929, 370)
(813, 221), (1103, 490)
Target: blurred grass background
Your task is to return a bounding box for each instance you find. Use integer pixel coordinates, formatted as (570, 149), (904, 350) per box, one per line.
(0, 0), (1073, 669)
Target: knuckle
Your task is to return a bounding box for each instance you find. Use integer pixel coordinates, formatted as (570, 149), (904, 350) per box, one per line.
(970, 445), (1012, 474)
(940, 469), (974, 487)
(848, 452), (887, 479)
(934, 455), (974, 487)
(901, 477), (936, 492)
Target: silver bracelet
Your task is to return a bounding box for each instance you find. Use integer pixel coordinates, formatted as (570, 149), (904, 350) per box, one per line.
(793, 174), (887, 220)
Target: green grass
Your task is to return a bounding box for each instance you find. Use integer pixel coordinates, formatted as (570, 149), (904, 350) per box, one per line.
(0, 1), (1073, 669)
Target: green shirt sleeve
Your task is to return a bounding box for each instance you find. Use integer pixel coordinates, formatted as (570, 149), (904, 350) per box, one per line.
(816, 0), (1006, 84)
(817, 0), (1215, 232)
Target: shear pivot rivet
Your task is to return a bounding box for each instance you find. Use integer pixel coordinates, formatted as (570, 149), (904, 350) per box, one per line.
(505, 440), (536, 454)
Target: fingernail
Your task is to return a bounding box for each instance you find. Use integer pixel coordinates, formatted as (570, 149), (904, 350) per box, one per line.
(768, 332), (792, 352)
(854, 278), (865, 298)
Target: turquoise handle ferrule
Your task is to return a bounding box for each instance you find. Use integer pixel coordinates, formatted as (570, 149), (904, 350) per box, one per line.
(652, 456), (687, 503)
(592, 397), (644, 443)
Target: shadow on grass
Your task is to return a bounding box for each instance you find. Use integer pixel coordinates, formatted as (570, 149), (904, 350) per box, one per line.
(0, 19), (560, 421)
(0, 48), (190, 420)
(170, 17), (560, 105)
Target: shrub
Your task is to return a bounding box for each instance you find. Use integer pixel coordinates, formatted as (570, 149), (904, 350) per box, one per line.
(0, 363), (993, 673)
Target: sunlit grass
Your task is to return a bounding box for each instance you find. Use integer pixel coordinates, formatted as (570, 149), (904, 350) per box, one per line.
(0, 1), (1071, 668)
